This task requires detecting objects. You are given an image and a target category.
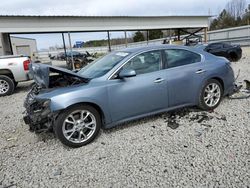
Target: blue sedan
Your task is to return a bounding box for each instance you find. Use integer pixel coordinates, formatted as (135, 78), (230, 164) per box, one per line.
(24, 45), (235, 147)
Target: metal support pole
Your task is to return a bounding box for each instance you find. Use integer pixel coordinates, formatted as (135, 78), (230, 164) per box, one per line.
(169, 29), (172, 44)
(107, 31), (111, 52)
(0, 33), (13, 55)
(124, 31), (128, 48)
(68, 32), (75, 70)
(147, 30), (149, 45)
(177, 29), (181, 41)
(204, 27), (208, 43)
(7, 34), (13, 55)
(62, 33), (67, 60)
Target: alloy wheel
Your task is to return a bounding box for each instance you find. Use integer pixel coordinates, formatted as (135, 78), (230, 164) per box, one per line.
(62, 110), (97, 143)
(203, 83), (221, 107)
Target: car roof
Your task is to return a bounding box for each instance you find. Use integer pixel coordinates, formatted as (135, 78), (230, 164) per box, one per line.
(208, 42), (230, 45)
(117, 44), (203, 54)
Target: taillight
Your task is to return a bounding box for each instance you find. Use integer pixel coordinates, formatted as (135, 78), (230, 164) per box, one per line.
(23, 59), (31, 71)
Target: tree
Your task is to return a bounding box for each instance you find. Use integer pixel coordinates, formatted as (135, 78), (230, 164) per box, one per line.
(226, 0), (246, 19)
(242, 4), (250, 25)
(210, 0), (248, 30)
(133, 31), (145, 42)
(210, 9), (236, 30)
(148, 30), (163, 40)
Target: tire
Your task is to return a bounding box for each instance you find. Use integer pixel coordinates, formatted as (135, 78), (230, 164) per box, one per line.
(74, 60), (82, 69)
(229, 52), (238, 62)
(54, 104), (101, 148)
(14, 81), (18, 88)
(0, 75), (15, 96)
(198, 79), (223, 110)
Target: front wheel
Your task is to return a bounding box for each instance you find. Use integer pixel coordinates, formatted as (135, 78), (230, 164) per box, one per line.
(0, 75), (15, 96)
(198, 79), (223, 110)
(54, 104), (101, 148)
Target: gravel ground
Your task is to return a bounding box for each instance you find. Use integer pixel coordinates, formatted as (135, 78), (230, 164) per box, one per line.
(0, 48), (250, 188)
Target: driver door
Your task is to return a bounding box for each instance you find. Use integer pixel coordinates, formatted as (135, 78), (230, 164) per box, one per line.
(107, 50), (168, 122)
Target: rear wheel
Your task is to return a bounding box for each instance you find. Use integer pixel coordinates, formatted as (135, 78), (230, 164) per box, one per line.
(54, 104), (101, 148)
(0, 75), (15, 96)
(229, 52), (238, 62)
(198, 79), (223, 110)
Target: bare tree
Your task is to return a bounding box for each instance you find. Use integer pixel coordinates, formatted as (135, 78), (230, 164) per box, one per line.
(226, 0), (247, 18)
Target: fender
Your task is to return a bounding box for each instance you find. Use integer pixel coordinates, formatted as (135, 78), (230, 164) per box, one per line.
(50, 96), (112, 125)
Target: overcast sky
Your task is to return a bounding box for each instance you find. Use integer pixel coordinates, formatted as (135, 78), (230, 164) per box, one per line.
(0, 0), (230, 16)
(0, 0), (245, 50)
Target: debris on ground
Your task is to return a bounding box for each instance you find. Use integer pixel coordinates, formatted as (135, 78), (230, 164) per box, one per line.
(163, 109), (191, 129)
(229, 79), (250, 99)
(53, 168), (62, 176)
(6, 137), (17, 142)
(167, 115), (180, 129)
(189, 112), (212, 123)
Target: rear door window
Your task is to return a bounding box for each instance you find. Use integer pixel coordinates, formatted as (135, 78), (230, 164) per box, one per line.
(209, 43), (222, 49)
(164, 49), (201, 68)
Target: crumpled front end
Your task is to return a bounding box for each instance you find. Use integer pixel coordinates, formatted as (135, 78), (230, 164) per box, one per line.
(23, 84), (57, 133)
(23, 63), (89, 132)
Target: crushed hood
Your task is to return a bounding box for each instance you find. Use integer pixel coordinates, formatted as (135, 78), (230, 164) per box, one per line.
(29, 63), (89, 88)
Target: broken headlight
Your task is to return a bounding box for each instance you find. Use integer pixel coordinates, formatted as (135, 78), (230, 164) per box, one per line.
(31, 99), (51, 113)
(41, 99), (51, 108)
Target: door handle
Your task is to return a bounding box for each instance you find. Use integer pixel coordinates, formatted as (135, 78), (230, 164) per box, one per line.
(195, 69), (206, 74)
(154, 78), (165, 83)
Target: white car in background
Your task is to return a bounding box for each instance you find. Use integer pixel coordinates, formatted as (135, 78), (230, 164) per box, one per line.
(0, 55), (31, 96)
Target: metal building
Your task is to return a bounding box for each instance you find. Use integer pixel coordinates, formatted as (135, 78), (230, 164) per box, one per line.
(0, 35), (37, 57)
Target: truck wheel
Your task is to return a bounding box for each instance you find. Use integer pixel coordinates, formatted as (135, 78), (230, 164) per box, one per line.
(0, 75), (15, 96)
(14, 81), (18, 88)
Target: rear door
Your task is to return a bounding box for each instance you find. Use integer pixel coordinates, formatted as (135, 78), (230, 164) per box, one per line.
(163, 49), (206, 107)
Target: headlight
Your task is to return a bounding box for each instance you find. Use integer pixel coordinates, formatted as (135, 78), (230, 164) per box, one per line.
(42, 99), (51, 108)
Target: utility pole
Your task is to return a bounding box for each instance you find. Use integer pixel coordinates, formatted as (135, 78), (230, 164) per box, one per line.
(146, 30), (149, 45)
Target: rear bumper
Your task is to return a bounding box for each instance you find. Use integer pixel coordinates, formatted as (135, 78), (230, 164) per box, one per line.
(225, 84), (235, 96)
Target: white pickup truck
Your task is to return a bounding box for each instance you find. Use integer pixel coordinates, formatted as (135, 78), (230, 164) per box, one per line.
(0, 55), (31, 96)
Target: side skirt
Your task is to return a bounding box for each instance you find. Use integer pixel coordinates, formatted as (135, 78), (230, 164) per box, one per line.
(103, 103), (194, 129)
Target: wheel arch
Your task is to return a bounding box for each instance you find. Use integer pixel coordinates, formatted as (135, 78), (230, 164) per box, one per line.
(210, 76), (224, 93)
(0, 69), (15, 80)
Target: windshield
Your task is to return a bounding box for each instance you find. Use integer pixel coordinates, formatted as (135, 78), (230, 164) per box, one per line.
(78, 51), (130, 79)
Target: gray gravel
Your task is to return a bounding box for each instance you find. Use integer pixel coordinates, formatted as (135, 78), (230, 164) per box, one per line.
(0, 48), (250, 188)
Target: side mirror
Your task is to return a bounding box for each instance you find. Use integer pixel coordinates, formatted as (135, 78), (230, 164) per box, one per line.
(119, 69), (136, 78)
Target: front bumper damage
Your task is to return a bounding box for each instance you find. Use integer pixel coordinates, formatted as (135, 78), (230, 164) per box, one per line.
(23, 86), (57, 133)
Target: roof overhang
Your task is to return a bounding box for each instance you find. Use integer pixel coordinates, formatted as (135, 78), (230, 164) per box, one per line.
(0, 15), (210, 33)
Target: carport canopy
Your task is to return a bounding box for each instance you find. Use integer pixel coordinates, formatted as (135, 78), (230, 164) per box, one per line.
(0, 15), (210, 33)
(0, 15), (210, 57)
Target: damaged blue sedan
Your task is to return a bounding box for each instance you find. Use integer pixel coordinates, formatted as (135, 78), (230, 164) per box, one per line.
(23, 45), (235, 147)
